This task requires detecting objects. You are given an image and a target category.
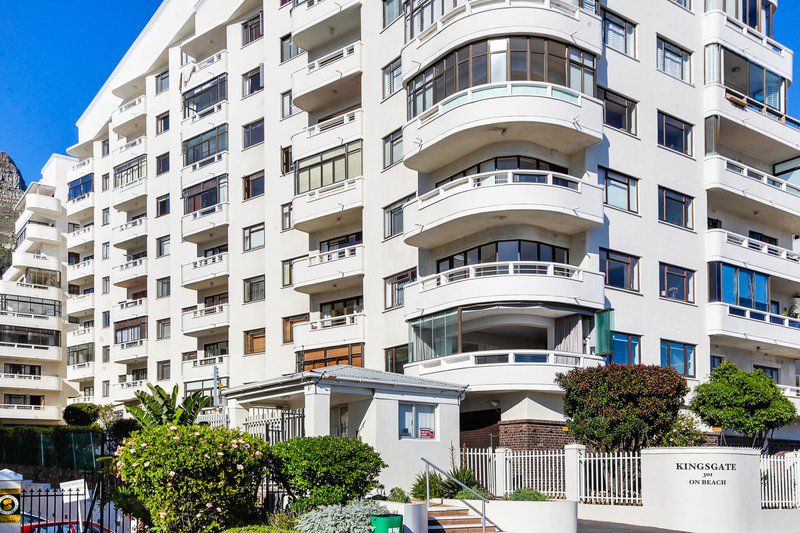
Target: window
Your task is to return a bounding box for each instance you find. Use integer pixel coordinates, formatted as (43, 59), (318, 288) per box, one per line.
(601, 168), (638, 213)
(281, 203), (293, 230)
(102, 380), (110, 398)
(320, 232), (362, 253)
(67, 344), (94, 366)
(156, 236), (171, 257)
(102, 242), (110, 260)
(658, 186), (694, 228)
(102, 311), (110, 328)
(295, 140), (362, 194)
(101, 140), (110, 157)
(383, 0), (402, 26)
(660, 263), (695, 303)
(68, 174), (93, 200)
(102, 277), (110, 294)
(102, 345), (110, 363)
(658, 112), (692, 156)
(280, 34), (302, 62)
(243, 171), (264, 200)
(155, 71), (169, 94)
(708, 262), (770, 312)
(282, 258), (298, 287)
(242, 12), (263, 46)
(657, 37), (691, 83)
(710, 355), (724, 370)
(384, 196), (411, 239)
(383, 57), (402, 98)
(183, 125), (228, 166)
(245, 329), (266, 354)
(243, 67), (263, 97)
(156, 112), (170, 134)
(660, 339), (695, 377)
(156, 194), (170, 217)
(102, 208), (110, 225)
(244, 276), (265, 303)
(157, 318), (171, 339)
(282, 314), (309, 343)
(383, 129), (403, 168)
(156, 153), (170, 175)
(603, 10), (635, 57)
(754, 365), (779, 382)
(281, 146), (293, 175)
(385, 268), (417, 309)
(671, 0), (690, 8)
(243, 119), (265, 149)
(600, 248), (640, 292)
(713, 46), (785, 112)
(437, 240), (568, 272)
(608, 332), (641, 365)
(386, 345), (410, 374)
(598, 87), (636, 134)
(157, 360), (171, 381)
(183, 175), (228, 214)
(114, 155), (146, 187)
(399, 403), (435, 439)
(281, 91), (297, 119)
(184, 74), (228, 117)
(298, 343), (363, 371)
(156, 277), (171, 298)
(0, 295), (61, 317)
(243, 223), (265, 251)
(102, 173), (109, 191)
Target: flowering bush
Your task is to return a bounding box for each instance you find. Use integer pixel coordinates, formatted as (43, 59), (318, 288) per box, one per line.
(653, 413), (706, 447)
(115, 424), (270, 532)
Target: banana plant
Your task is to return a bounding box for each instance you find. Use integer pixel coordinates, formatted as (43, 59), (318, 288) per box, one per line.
(126, 383), (210, 428)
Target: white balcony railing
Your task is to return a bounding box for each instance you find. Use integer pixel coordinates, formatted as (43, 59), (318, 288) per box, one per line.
(308, 312), (364, 330)
(303, 109), (360, 138)
(182, 253), (229, 286)
(71, 158), (93, 172)
(717, 156), (800, 198)
(308, 41), (360, 74)
(418, 261), (585, 291)
(712, 229), (800, 264)
(117, 96), (145, 115)
(308, 244), (362, 266)
(181, 304), (230, 333)
(116, 136), (146, 155)
(724, 304), (800, 331)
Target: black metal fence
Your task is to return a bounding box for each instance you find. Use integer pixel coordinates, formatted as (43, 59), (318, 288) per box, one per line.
(20, 482), (136, 532)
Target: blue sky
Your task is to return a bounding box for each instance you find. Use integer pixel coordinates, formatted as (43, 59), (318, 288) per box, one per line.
(1, 2), (800, 182)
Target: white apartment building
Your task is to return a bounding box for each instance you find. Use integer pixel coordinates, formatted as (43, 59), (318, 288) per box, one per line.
(4, 0), (800, 450)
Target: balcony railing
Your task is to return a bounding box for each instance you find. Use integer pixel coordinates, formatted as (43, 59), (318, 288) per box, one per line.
(419, 261), (584, 291)
(185, 355), (228, 368)
(715, 156), (800, 198)
(705, 6), (788, 56)
(116, 136), (146, 155)
(721, 86), (800, 130)
(308, 244), (362, 266)
(307, 42), (360, 74)
(411, 349), (605, 368)
(724, 304), (800, 330)
(71, 158), (93, 172)
(308, 313), (364, 330)
(118, 96), (145, 115)
(712, 229), (800, 264)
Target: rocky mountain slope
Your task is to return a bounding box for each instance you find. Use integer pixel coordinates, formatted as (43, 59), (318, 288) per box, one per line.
(0, 152), (26, 275)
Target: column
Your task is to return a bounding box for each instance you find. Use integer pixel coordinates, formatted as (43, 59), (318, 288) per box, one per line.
(564, 443), (586, 502)
(303, 383), (332, 437)
(493, 447), (510, 497)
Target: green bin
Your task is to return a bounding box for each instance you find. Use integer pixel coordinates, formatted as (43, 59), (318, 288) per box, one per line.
(370, 513), (403, 533)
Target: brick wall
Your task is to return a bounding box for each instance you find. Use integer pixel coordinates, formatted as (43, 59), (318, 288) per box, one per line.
(498, 419), (575, 450)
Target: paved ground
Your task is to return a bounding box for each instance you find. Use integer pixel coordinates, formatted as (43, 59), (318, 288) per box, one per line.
(578, 521), (688, 533)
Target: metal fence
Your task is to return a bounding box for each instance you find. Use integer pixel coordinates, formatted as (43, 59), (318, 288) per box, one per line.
(243, 408), (305, 444)
(505, 449), (566, 498)
(761, 455), (799, 509)
(579, 451), (642, 505)
(21, 486), (137, 532)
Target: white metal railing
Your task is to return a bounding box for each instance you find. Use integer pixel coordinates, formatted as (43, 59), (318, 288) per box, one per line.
(301, 109), (361, 139)
(715, 156), (800, 198)
(243, 408), (305, 444)
(116, 136), (146, 154)
(183, 304), (229, 321)
(0, 341), (55, 352)
(419, 261), (584, 291)
(461, 447), (497, 496)
(718, 84), (800, 130)
(308, 313), (363, 330)
(761, 455), (798, 509)
(185, 355), (228, 368)
(117, 96), (145, 115)
(413, 349), (605, 368)
(579, 451), (642, 505)
(307, 244), (362, 266)
(69, 327), (93, 337)
(711, 229), (800, 263)
(198, 408), (228, 428)
(184, 203), (227, 222)
(723, 304), (800, 331)
(705, 7), (788, 56)
(505, 449), (566, 498)
(72, 158), (93, 171)
(118, 379), (146, 390)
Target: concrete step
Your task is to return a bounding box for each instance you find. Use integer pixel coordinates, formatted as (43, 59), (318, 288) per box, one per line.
(428, 505), (497, 532)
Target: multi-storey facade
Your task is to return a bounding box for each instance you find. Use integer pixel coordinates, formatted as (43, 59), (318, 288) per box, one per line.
(5, 0), (800, 448)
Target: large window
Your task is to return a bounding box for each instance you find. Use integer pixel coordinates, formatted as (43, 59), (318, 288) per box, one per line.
(658, 186), (693, 228)
(598, 87), (637, 134)
(385, 345), (410, 374)
(243, 223), (265, 251)
(383, 0), (402, 26)
(298, 343), (363, 371)
(711, 46), (785, 112)
(0, 325), (60, 347)
(407, 36), (596, 118)
(600, 248), (640, 292)
(409, 309), (459, 361)
(242, 12), (263, 46)
(383, 57), (402, 98)
(243, 119), (265, 149)
(183, 125), (228, 166)
(114, 317), (146, 344)
(245, 329), (266, 354)
(657, 37), (691, 83)
(114, 155), (146, 188)
(22, 268), (60, 288)
(708, 262), (770, 312)
(385, 268), (417, 309)
(399, 403), (436, 439)
(603, 10), (635, 57)
(608, 332), (640, 365)
(383, 129), (403, 168)
(156, 277), (171, 298)
(601, 168), (638, 213)
(437, 240), (569, 273)
(320, 232), (362, 253)
(244, 276), (265, 303)
(68, 174), (93, 201)
(156, 153), (170, 175)
(0, 294), (61, 317)
(280, 34), (302, 62)
(660, 339), (695, 377)
(281, 91), (297, 119)
(183, 74), (228, 118)
(320, 296), (363, 319)
(183, 175), (228, 214)
(657, 112), (692, 156)
(437, 155), (568, 188)
(67, 344), (94, 365)
(295, 140), (362, 194)
(659, 263), (695, 303)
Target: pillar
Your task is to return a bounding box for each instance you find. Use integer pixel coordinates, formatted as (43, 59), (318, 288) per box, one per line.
(304, 383), (331, 437)
(493, 447), (510, 497)
(564, 443), (586, 502)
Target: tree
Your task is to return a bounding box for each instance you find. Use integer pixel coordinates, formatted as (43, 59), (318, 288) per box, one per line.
(555, 364), (688, 452)
(126, 383), (210, 428)
(690, 362), (796, 451)
(63, 402), (101, 426)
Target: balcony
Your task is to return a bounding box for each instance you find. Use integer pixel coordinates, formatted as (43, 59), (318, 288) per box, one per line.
(292, 110), (362, 161)
(779, 386), (800, 412)
(292, 42), (362, 112)
(180, 50), (228, 92)
(66, 361), (96, 382)
(16, 224), (59, 252)
(181, 203), (229, 243)
(112, 178), (148, 211)
(402, 0), (602, 84)
(68, 396), (94, 405)
(112, 339), (148, 365)
(182, 100), (229, 141)
(181, 304), (230, 336)
(706, 230), (800, 284)
(113, 380), (147, 403)
(117, 298), (147, 322)
(293, 177), (364, 233)
(66, 293), (95, 316)
(403, 82), (603, 172)
(112, 96), (147, 137)
(181, 253), (229, 290)
(293, 245), (365, 294)
(291, 0), (361, 51)
(66, 225), (94, 250)
(112, 258), (147, 288)
(0, 373), (61, 391)
(115, 136), (147, 159)
(404, 170), (603, 249)
(0, 342), (60, 362)
(113, 218), (148, 249)
(4, 281), (61, 301)
(405, 262), (605, 319)
(23, 193), (62, 219)
(181, 152), (229, 190)
(0, 309), (59, 331)
(706, 302), (800, 357)
(11, 251), (60, 274)
(66, 192), (94, 220)
(66, 259), (94, 284)
(405, 350), (604, 392)
(293, 313), (366, 351)
(0, 404), (61, 422)
(182, 355), (230, 383)
(66, 327), (94, 347)
(66, 158), (94, 182)
(704, 156), (800, 232)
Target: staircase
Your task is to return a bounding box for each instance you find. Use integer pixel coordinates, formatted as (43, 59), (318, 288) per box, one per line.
(427, 505), (498, 532)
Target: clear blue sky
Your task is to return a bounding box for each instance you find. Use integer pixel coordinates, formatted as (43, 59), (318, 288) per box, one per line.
(1, 2), (800, 182)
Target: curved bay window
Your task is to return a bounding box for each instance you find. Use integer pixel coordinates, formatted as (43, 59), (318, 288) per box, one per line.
(407, 36), (596, 118)
(436, 240), (569, 273)
(294, 140), (362, 195)
(182, 174), (228, 214)
(437, 155), (568, 188)
(708, 261), (770, 312)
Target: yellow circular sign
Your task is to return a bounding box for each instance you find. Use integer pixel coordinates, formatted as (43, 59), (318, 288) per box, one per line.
(0, 494), (18, 515)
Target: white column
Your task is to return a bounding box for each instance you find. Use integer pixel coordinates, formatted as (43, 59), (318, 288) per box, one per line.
(786, 451), (800, 508)
(0, 469), (23, 532)
(226, 399), (249, 429)
(493, 447), (510, 497)
(564, 443), (586, 502)
(304, 383), (332, 437)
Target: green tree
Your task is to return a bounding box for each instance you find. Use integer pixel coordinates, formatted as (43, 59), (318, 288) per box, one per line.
(126, 383), (210, 428)
(63, 402), (101, 426)
(690, 362), (796, 451)
(555, 364), (688, 452)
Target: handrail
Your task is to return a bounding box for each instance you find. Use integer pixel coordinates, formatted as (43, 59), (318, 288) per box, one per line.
(410, 349), (606, 368)
(117, 218), (146, 232)
(296, 109), (362, 140)
(307, 42), (360, 73)
(422, 457), (487, 533)
(183, 202), (228, 221)
(709, 155), (800, 197)
(308, 244), (362, 265)
(418, 261), (585, 291)
(118, 96), (145, 114)
(708, 229), (800, 263)
(715, 302), (800, 330)
(717, 85), (800, 130)
(72, 158), (93, 171)
(705, 9), (789, 56)
(308, 312), (363, 330)
(186, 252), (228, 270)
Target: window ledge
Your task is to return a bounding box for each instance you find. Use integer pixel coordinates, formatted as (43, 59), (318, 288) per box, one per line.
(604, 204), (641, 218)
(382, 233), (403, 244)
(242, 89), (264, 100)
(605, 286), (644, 297)
(657, 144), (696, 161)
(381, 160), (405, 173)
(605, 45), (639, 63)
(658, 296), (698, 308)
(604, 125), (640, 141)
(656, 69), (695, 89)
(243, 141), (265, 152)
(657, 220), (697, 234)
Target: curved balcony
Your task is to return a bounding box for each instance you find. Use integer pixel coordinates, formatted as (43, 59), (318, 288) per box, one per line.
(11, 251), (60, 274)
(112, 178), (148, 212)
(66, 293), (95, 317)
(182, 355), (230, 383)
(293, 313), (365, 351)
(0, 309), (60, 331)
(112, 258), (147, 288)
(67, 327), (94, 347)
(113, 218), (148, 249)
(0, 404), (61, 422)
(24, 194), (62, 219)
(17, 224), (59, 252)
(112, 96), (147, 137)
(293, 177), (364, 233)
(117, 298), (147, 322)
(706, 230), (800, 284)
(182, 203), (229, 244)
(404, 170), (602, 249)
(66, 259), (94, 284)
(404, 261), (605, 318)
(402, 0), (602, 84)
(113, 380), (147, 403)
(292, 110), (362, 161)
(180, 51), (228, 92)
(403, 82), (603, 172)
(706, 302), (800, 357)
(182, 253), (229, 291)
(0, 342), (60, 362)
(292, 42), (362, 112)
(404, 350), (604, 392)
(293, 244), (365, 294)
(112, 339), (148, 365)
(66, 361), (95, 382)
(66, 225), (94, 250)
(66, 192), (94, 220)
(181, 304), (230, 337)
(291, 0), (361, 51)
(181, 152), (229, 190)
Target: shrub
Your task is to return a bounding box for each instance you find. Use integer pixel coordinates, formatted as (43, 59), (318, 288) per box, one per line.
(653, 413), (706, 447)
(115, 424), (270, 532)
(410, 472), (445, 500)
(296, 499), (388, 533)
(223, 527), (296, 533)
(442, 466), (480, 498)
(106, 418), (141, 444)
(507, 488), (547, 502)
(387, 487), (410, 503)
(63, 403), (101, 426)
(452, 487), (490, 500)
(127, 384), (210, 428)
(270, 436), (386, 513)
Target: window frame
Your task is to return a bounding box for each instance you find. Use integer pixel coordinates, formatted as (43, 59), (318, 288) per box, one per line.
(399, 402), (436, 440)
(282, 313), (310, 343)
(157, 360), (171, 381)
(242, 11), (264, 46)
(603, 9), (636, 57)
(281, 91), (297, 119)
(244, 328), (266, 354)
(156, 318), (171, 340)
(384, 268), (418, 309)
(243, 223), (266, 252)
(600, 248), (640, 292)
(156, 111), (170, 134)
(657, 111), (693, 156)
(656, 36), (692, 83)
(243, 171), (265, 200)
(156, 152), (170, 175)
(242, 118), (265, 149)
(280, 34), (302, 62)
(383, 129), (403, 168)
(598, 87), (637, 134)
(156, 194), (170, 217)
(242, 67), (264, 97)
(156, 277), (171, 299)
(382, 57), (402, 98)
(660, 339), (696, 378)
(243, 275), (266, 303)
(659, 262), (695, 303)
(658, 186), (694, 229)
(156, 235), (171, 258)
(608, 332), (641, 365)
(281, 203), (293, 230)
(155, 71), (170, 94)
(601, 167), (638, 213)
